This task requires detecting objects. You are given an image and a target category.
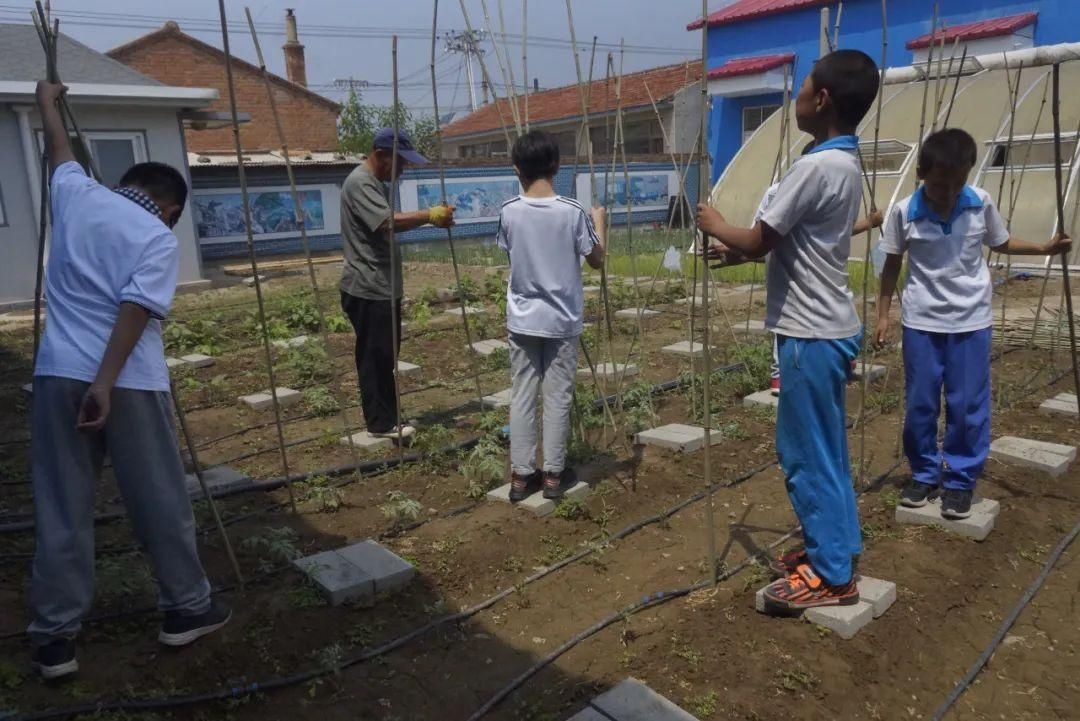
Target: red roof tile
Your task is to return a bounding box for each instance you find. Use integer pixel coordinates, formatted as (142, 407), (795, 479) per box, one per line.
(688, 0), (831, 30)
(441, 60), (702, 140)
(906, 11), (1038, 50)
(708, 53), (795, 80)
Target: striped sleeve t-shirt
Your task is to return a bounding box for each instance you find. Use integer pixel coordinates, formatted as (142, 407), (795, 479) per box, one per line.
(496, 194), (599, 339)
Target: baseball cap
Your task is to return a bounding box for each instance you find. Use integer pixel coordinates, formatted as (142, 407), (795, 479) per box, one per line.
(372, 127), (429, 166)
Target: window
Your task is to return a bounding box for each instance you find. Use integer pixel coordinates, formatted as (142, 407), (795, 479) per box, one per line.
(458, 139), (508, 159)
(36, 130), (148, 188)
(589, 119), (665, 155)
(742, 104), (781, 144)
(858, 139), (912, 175)
(988, 136), (1079, 170)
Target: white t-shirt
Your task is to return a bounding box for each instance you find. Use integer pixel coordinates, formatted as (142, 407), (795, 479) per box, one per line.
(35, 161), (179, 392)
(879, 185), (1009, 333)
(754, 183), (779, 224)
(496, 195), (599, 339)
(759, 138), (863, 339)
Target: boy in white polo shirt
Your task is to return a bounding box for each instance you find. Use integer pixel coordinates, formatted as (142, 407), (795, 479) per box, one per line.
(29, 82), (228, 680)
(698, 49), (880, 614)
(497, 130), (606, 502)
(877, 128), (1069, 519)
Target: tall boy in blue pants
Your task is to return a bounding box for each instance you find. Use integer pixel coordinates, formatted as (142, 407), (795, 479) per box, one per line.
(698, 49), (881, 614)
(877, 128), (1070, 519)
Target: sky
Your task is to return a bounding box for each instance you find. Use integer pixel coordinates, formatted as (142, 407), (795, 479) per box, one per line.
(1, 0), (728, 116)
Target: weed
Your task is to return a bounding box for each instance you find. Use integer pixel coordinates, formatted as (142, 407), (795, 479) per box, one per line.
(290, 573), (327, 609)
(96, 554), (154, 606)
(869, 390), (901, 414)
(418, 285), (440, 305)
(689, 690), (718, 718)
(242, 527), (302, 572)
(457, 276), (481, 302)
(380, 490), (422, 526)
(298, 475), (345, 513)
(1019, 543), (1050, 565)
(0, 659), (23, 692)
(313, 642), (345, 673)
(777, 667), (820, 692)
(862, 523), (899, 542)
(408, 300), (433, 328)
(503, 556), (523, 573)
(720, 421), (749, 441)
(880, 488), (900, 511)
(346, 623), (374, 647)
(484, 345), (511, 372)
(534, 534), (572, 566)
(284, 343), (330, 383)
(462, 437), (506, 498)
(671, 634), (703, 670)
(163, 318), (222, 355)
(740, 561), (770, 593)
(304, 386), (340, 417)
(553, 496), (588, 521)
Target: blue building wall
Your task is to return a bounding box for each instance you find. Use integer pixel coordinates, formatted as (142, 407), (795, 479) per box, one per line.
(704, 0), (1079, 181)
(197, 160), (699, 260)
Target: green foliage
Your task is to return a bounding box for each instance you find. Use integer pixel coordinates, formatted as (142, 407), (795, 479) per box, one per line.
(462, 436), (506, 498)
(686, 341), (773, 423)
(720, 421), (748, 441)
(456, 276), (481, 302)
(483, 345), (511, 372)
(284, 343), (331, 384)
(242, 311), (291, 341)
(412, 424), (457, 461)
(418, 285), (440, 305)
(620, 380), (659, 434)
(242, 526), (302, 573)
(298, 475), (345, 513)
(278, 292), (322, 333)
(325, 312), (351, 333)
(95, 554), (154, 605)
(689, 691), (718, 718)
(407, 300), (433, 328)
(338, 91), (437, 159)
(163, 318), (222, 355)
(380, 490), (422, 526)
(477, 410), (508, 435)
(553, 496), (588, 520)
(304, 386), (340, 417)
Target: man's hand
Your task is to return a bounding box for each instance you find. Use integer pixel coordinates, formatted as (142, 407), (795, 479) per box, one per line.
(696, 203), (726, 237)
(591, 206), (606, 230)
(875, 313), (890, 347)
(36, 80), (67, 108)
(427, 204), (456, 229)
(76, 383), (111, 432)
(1046, 232), (1072, 256)
(868, 208), (885, 229)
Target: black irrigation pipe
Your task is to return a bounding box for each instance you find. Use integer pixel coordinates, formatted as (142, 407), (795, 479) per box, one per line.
(928, 515), (1080, 721)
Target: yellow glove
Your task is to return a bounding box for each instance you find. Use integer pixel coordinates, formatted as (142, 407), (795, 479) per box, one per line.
(428, 204), (454, 228)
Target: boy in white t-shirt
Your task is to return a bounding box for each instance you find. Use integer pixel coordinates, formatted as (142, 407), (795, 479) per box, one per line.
(877, 128), (1069, 519)
(698, 49), (880, 615)
(497, 130), (606, 502)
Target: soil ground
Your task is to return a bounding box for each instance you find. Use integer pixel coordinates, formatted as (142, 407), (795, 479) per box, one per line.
(0, 260), (1078, 721)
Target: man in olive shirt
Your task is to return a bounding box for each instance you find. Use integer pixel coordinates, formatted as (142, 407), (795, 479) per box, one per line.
(340, 128), (453, 439)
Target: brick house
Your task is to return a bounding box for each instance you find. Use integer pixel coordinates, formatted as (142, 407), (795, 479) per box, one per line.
(106, 12), (340, 154)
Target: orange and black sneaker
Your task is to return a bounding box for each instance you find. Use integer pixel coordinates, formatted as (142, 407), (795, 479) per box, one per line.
(761, 564), (859, 616)
(768, 549), (808, 577)
(509, 470), (542, 503)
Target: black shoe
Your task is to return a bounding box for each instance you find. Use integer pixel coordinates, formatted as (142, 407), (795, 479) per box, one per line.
(32, 639), (78, 680)
(940, 489), (973, 520)
(509, 471), (542, 502)
(159, 599), (231, 647)
(899, 480), (935, 508)
(542, 468), (576, 500)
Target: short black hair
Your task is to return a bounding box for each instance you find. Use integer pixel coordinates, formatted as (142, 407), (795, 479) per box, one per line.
(918, 128), (978, 176)
(511, 130), (559, 183)
(811, 49), (880, 129)
(119, 162), (188, 211)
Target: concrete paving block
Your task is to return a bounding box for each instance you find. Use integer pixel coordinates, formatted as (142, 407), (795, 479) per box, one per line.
(733, 319), (768, 334)
(634, 424), (720, 454)
(481, 388), (513, 409)
(242, 274), (267, 287)
(852, 363), (887, 382)
(743, 390), (779, 409)
(180, 353), (214, 368)
(565, 708), (609, 721)
(733, 284), (758, 293)
(396, 361), (421, 378)
(293, 550), (374, 607)
(21, 382), (33, 395)
(336, 540), (416, 594)
(486, 482), (512, 503)
(583, 285), (602, 294)
(165, 357), (185, 370)
(857, 576), (897, 618)
(470, 338), (510, 356)
(185, 465), (250, 498)
(895, 496), (997, 540)
(661, 340), (710, 358)
(339, 431), (393, 450)
(272, 335), (310, 349)
(444, 306), (484, 316)
(238, 387), (302, 411)
(804, 601), (875, 640)
(989, 436), (1076, 477)
(435, 287), (459, 303)
(520, 481), (590, 517)
(1039, 393), (1079, 418)
(591, 677), (699, 721)
(580, 362), (639, 382)
(615, 308), (661, 319)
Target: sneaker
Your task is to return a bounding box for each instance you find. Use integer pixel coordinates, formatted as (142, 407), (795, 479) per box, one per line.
(369, 425), (416, 441)
(32, 639), (78, 680)
(508, 470), (542, 503)
(768, 548), (807, 577)
(159, 600), (231, 647)
(899, 480), (935, 508)
(761, 564), (859, 616)
(542, 468), (575, 500)
(940, 488), (973, 520)
(769, 377), (781, 396)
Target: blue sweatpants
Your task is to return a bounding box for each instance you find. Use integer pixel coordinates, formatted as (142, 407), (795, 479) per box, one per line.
(902, 326), (992, 492)
(776, 333), (862, 586)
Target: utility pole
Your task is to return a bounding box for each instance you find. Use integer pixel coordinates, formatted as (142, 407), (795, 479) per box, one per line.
(445, 29), (486, 110)
(332, 77), (370, 93)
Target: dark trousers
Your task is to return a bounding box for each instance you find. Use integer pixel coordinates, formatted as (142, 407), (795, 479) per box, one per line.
(341, 291), (402, 433)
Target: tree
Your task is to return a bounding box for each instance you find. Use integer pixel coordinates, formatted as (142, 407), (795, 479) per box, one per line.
(337, 87), (374, 155)
(339, 94), (438, 159)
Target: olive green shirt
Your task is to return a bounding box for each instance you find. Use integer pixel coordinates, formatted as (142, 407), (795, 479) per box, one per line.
(340, 165), (402, 300)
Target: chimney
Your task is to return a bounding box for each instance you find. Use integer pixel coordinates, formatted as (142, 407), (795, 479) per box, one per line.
(283, 8), (307, 87)
(533, 77), (539, 92)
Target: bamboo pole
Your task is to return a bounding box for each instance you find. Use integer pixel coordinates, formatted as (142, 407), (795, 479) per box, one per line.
(479, 0), (520, 133)
(941, 45), (968, 129)
(243, 8), (360, 467)
(856, 0), (887, 487)
(930, 26), (948, 126)
(1051, 63), (1080, 411)
(458, 0), (514, 149)
(832, 1), (844, 51)
(931, 36), (961, 131)
(913, 4), (939, 191)
(430, 0), (487, 413)
(521, 0), (529, 131)
(387, 36), (409, 461)
(696, 0), (718, 586)
(216, 0), (297, 512)
(171, 382), (244, 587)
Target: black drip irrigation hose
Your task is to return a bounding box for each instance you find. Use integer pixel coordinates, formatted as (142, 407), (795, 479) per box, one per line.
(928, 516), (1080, 721)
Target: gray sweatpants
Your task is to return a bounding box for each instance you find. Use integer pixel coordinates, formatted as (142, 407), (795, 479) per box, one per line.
(508, 333), (578, 475)
(28, 376), (211, 645)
